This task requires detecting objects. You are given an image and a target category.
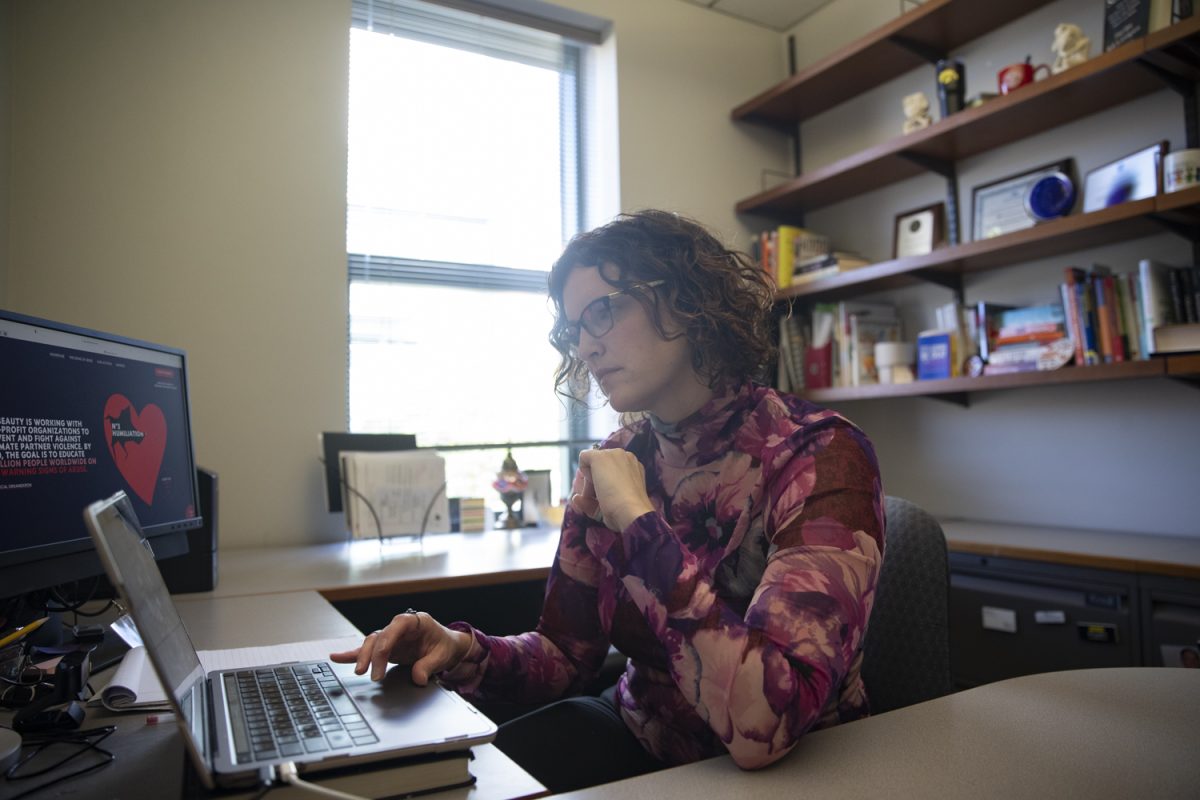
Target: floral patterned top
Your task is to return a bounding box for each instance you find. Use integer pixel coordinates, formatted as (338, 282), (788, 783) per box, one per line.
(441, 381), (884, 769)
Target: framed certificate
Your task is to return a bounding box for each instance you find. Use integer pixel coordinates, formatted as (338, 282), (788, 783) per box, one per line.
(1082, 141), (1166, 213)
(893, 202), (945, 259)
(971, 159), (1074, 241)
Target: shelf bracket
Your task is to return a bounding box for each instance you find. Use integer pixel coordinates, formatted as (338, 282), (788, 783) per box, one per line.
(913, 268), (964, 299)
(1170, 375), (1200, 390)
(888, 34), (946, 65)
(1147, 213), (1200, 242)
(899, 152), (962, 247)
(898, 151), (955, 178)
(1136, 58), (1200, 148)
(927, 392), (969, 407)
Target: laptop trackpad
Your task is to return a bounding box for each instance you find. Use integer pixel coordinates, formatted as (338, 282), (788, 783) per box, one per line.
(338, 665), (497, 747)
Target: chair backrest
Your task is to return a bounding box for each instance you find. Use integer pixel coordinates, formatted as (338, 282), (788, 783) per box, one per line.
(860, 496), (953, 714)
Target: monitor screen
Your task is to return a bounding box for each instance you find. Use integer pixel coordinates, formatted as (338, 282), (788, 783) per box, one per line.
(0, 309), (202, 600)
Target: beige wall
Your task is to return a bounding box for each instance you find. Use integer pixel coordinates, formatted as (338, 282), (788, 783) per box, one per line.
(3, 0), (786, 547)
(784, 0), (1200, 537)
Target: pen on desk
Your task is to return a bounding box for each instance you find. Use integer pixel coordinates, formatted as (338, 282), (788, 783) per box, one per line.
(0, 616), (49, 648)
(146, 713), (177, 726)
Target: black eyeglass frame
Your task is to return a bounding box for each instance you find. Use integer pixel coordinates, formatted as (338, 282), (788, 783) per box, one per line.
(556, 280), (666, 352)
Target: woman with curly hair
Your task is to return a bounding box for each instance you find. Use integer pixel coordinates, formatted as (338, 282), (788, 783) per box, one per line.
(333, 210), (884, 793)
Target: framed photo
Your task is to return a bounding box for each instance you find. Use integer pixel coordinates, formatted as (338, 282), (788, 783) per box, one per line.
(1082, 141), (1166, 213)
(893, 202), (945, 259)
(971, 159), (1074, 241)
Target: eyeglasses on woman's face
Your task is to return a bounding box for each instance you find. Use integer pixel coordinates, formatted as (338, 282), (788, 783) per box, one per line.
(557, 280), (665, 355)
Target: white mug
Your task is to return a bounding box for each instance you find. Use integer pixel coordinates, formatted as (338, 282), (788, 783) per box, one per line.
(1164, 148), (1200, 193)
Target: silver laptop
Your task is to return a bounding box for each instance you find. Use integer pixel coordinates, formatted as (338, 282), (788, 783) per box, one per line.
(83, 491), (497, 790)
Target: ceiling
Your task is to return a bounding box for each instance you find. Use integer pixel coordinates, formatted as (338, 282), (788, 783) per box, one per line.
(679, 0), (839, 32)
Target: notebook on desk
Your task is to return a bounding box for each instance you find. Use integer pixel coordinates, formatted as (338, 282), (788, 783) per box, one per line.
(83, 491), (497, 790)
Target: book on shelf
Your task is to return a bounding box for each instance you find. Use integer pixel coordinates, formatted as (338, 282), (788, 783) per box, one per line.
(1134, 259), (1200, 354)
(805, 304), (836, 389)
(993, 303), (1067, 346)
(1063, 267), (1097, 365)
(790, 251), (872, 286)
(848, 313), (902, 386)
(775, 225), (829, 289)
(1150, 322), (1200, 353)
(975, 302), (1016, 362)
(835, 301), (897, 387)
(981, 338), (1075, 375)
(916, 329), (956, 380)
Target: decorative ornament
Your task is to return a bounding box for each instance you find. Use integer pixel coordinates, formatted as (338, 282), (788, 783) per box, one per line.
(1051, 22), (1091, 74)
(902, 91), (933, 134)
(491, 448), (528, 529)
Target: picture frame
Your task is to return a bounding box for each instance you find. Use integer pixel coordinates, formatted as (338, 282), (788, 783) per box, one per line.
(893, 202), (945, 259)
(1082, 141), (1167, 213)
(971, 159), (1074, 242)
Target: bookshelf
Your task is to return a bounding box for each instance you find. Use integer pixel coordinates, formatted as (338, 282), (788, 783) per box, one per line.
(735, 16), (1200, 217)
(733, 3), (1200, 402)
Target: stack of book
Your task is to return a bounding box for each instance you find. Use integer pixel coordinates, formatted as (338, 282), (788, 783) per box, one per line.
(754, 226), (870, 290)
(980, 303), (1074, 375)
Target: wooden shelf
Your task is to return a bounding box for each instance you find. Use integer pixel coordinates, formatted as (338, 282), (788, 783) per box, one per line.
(801, 357), (1195, 404)
(736, 17), (1200, 219)
(776, 191), (1199, 302)
(731, 0), (1055, 127)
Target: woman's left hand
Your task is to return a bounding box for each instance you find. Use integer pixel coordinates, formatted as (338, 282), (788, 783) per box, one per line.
(571, 448), (655, 532)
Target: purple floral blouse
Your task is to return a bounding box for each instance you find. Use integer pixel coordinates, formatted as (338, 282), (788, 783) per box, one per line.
(441, 381), (884, 769)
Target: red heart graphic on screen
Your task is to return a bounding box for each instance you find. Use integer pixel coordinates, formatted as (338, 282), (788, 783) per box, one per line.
(103, 395), (167, 505)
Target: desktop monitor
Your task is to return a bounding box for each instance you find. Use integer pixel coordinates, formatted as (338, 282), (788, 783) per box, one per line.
(0, 309), (202, 603)
(320, 431), (416, 513)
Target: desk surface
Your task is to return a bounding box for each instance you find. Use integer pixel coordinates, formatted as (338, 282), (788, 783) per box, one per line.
(202, 527), (561, 601)
(559, 667), (1200, 800)
(0, 591), (545, 800)
(943, 519), (1200, 579)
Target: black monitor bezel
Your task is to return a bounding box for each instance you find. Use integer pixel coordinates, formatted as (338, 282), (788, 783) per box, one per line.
(0, 308), (203, 597)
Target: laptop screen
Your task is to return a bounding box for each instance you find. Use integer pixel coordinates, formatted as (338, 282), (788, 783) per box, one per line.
(86, 494), (207, 715)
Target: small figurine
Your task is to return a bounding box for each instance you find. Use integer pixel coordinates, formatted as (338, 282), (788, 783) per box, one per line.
(1051, 22), (1090, 74)
(492, 448), (528, 529)
(902, 91), (933, 134)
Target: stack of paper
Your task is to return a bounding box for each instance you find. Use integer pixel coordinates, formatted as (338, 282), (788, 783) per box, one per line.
(339, 450), (450, 539)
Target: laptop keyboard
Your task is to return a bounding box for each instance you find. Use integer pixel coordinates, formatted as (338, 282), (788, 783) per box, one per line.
(223, 662), (379, 764)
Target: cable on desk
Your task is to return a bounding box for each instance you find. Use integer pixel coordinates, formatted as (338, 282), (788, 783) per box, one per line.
(277, 761), (372, 800)
(2, 724), (115, 800)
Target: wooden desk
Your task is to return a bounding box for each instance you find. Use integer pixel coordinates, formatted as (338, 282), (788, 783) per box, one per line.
(203, 527), (561, 601)
(0, 592), (545, 800)
(943, 519), (1200, 579)
(557, 668), (1200, 800)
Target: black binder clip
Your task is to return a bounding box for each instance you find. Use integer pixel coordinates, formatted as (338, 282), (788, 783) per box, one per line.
(13, 648), (91, 733)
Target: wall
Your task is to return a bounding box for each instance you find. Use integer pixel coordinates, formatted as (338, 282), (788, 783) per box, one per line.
(781, 0), (1200, 536)
(558, 0), (786, 248)
(3, 0), (785, 547)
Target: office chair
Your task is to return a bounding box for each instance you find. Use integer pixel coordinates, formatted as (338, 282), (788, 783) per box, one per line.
(860, 495), (954, 714)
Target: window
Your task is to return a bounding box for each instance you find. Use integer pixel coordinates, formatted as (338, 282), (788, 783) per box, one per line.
(347, 0), (611, 512)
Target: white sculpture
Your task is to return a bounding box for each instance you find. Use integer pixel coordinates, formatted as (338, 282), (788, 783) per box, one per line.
(902, 91), (932, 134)
(1051, 23), (1091, 75)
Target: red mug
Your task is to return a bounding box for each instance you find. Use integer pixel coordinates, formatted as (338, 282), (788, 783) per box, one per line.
(998, 61), (1049, 94)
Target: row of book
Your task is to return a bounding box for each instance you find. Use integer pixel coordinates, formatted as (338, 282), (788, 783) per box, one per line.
(753, 225), (869, 290)
(774, 259), (1200, 392)
(777, 301), (902, 391)
(1062, 259), (1200, 365)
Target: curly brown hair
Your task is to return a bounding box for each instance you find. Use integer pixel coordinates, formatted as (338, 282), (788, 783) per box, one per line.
(548, 210), (777, 401)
